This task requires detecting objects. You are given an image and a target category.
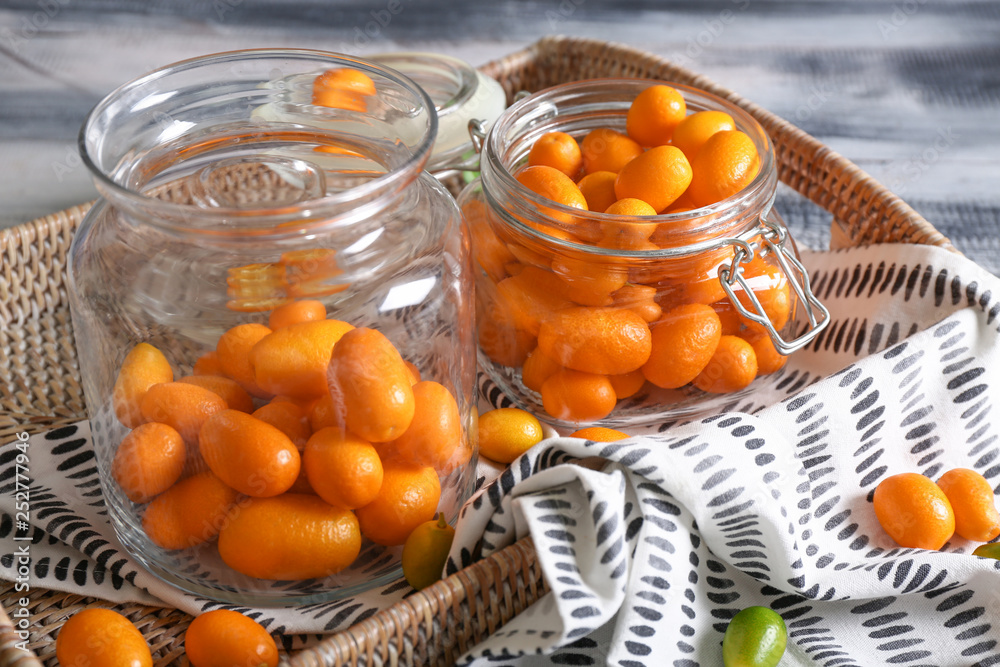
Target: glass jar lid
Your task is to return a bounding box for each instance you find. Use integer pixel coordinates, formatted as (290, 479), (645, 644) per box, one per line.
(370, 52), (506, 174)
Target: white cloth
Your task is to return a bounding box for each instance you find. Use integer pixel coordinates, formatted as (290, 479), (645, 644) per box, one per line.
(450, 243), (1000, 665)
(3, 243), (1000, 664)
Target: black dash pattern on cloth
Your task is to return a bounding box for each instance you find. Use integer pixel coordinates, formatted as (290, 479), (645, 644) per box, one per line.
(456, 244), (1000, 665)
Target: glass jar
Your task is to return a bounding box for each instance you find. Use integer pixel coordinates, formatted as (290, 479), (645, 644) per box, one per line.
(458, 78), (829, 430)
(69, 49), (477, 605)
(370, 52), (506, 178)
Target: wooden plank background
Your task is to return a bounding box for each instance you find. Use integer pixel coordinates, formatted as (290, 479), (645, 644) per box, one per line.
(0, 0), (997, 273)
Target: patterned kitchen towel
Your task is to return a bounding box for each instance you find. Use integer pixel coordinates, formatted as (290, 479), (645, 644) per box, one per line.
(449, 242), (1000, 665)
(2, 241), (999, 664)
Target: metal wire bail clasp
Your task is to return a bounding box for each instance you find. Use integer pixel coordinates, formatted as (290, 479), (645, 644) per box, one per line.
(719, 217), (831, 356)
(434, 119), (489, 173)
(441, 91), (531, 173)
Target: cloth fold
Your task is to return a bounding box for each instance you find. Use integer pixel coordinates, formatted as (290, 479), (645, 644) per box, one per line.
(443, 245), (1000, 665)
(4, 243), (1000, 664)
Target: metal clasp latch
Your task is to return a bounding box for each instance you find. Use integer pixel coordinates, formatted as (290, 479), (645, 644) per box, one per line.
(719, 217), (831, 355)
(433, 119), (489, 174)
(435, 90), (531, 174)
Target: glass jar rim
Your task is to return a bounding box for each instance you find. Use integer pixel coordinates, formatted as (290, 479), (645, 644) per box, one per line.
(79, 48), (439, 234)
(480, 77), (778, 258)
(369, 51), (479, 119)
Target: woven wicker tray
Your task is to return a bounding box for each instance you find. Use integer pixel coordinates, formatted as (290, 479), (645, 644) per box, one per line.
(0, 36), (955, 666)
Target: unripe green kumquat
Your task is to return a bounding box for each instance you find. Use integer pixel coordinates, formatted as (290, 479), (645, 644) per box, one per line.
(401, 513), (456, 591)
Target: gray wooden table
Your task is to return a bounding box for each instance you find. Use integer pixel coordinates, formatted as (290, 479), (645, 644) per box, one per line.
(1, 0), (998, 278)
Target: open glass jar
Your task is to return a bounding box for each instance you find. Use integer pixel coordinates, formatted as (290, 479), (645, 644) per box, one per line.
(458, 78), (829, 429)
(69, 50), (477, 605)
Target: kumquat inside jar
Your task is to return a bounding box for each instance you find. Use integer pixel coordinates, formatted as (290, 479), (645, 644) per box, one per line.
(457, 78), (829, 429)
(69, 49), (477, 605)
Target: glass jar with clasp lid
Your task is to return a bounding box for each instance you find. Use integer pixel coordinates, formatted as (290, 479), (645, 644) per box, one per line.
(458, 78), (830, 429)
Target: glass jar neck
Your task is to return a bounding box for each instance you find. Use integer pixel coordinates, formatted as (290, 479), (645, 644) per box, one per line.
(80, 49), (438, 240)
(479, 78), (779, 258)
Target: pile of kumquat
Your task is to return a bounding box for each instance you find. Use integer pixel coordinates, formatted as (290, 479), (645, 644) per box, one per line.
(110, 299), (469, 583)
(469, 83), (793, 424)
(873, 468), (1000, 552)
(55, 606), (281, 667)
